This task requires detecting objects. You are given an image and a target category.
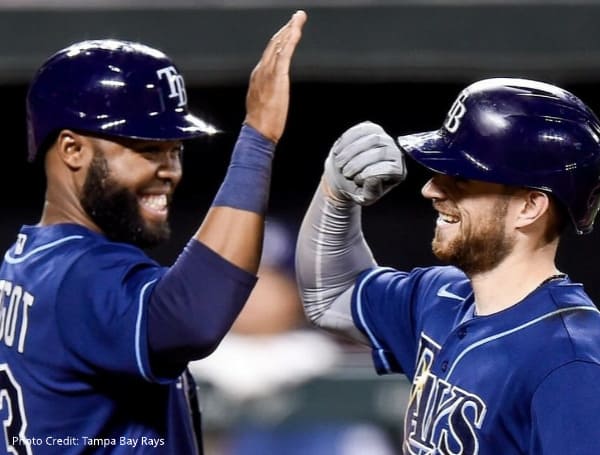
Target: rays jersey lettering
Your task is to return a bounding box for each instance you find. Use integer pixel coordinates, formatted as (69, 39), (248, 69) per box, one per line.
(156, 66), (187, 107)
(444, 92), (468, 133)
(404, 334), (487, 455)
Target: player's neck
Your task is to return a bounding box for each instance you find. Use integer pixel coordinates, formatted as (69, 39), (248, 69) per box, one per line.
(39, 196), (102, 234)
(469, 248), (560, 316)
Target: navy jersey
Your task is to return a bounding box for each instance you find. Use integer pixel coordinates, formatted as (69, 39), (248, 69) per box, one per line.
(352, 266), (600, 454)
(0, 224), (203, 454)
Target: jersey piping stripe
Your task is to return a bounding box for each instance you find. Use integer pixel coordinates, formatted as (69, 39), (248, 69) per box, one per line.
(356, 267), (397, 373)
(3, 235), (84, 264)
(445, 305), (599, 380)
(136, 279), (157, 382)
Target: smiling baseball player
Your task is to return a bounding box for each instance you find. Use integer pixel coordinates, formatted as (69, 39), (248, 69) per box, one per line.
(296, 78), (600, 454)
(0, 10), (307, 455)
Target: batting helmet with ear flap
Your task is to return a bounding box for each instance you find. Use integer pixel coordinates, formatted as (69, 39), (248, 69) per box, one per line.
(398, 78), (600, 234)
(26, 39), (217, 162)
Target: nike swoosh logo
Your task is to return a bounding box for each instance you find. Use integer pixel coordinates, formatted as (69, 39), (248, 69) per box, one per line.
(436, 283), (465, 301)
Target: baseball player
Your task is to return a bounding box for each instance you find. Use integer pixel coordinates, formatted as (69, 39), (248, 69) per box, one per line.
(296, 78), (600, 454)
(0, 10), (306, 455)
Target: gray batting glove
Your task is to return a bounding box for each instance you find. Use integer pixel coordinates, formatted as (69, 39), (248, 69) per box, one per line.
(324, 121), (407, 206)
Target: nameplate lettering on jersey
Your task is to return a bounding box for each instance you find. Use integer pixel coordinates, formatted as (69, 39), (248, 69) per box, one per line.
(0, 279), (35, 353)
(404, 333), (487, 455)
(15, 234), (27, 256)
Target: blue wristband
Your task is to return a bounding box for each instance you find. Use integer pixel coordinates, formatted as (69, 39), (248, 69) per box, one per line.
(212, 124), (276, 214)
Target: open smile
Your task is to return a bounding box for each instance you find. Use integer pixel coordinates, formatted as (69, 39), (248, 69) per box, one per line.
(140, 193), (169, 220)
(436, 210), (460, 226)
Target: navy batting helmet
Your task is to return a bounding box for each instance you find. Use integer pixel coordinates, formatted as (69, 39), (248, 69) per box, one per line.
(398, 78), (600, 234)
(26, 39), (216, 162)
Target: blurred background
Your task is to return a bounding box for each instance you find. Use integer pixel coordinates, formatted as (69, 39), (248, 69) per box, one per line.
(2, 1), (600, 453)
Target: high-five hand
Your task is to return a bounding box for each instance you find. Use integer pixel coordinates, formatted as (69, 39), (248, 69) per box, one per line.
(244, 10), (307, 143)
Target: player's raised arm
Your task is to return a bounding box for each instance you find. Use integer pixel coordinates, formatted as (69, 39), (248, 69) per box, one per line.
(194, 9), (307, 273)
(295, 121), (406, 342)
(148, 11), (307, 371)
(6, 13), (307, 453)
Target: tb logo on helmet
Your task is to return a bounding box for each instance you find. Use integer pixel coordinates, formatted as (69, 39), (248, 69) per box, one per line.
(444, 92), (468, 133)
(156, 66), (188, 107)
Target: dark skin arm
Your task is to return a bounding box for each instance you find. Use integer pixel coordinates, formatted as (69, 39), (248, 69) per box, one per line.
(194, 10), (307, 274)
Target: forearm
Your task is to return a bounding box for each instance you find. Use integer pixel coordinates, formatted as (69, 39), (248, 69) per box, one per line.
(195, 124), (273, 274)
(296, 178), (376, 340)
(147, 125), (273, 375)
(195, 208), (263, 274)
(146, 11), (307, 378)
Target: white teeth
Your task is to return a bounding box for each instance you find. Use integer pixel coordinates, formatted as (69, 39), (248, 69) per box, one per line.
(141, 194), (167, 211)
(438, 213), (459, 224)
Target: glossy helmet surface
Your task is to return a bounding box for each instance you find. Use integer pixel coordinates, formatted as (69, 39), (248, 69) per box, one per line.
(398, 78), (600, 234)
(26, 39), (216, 161)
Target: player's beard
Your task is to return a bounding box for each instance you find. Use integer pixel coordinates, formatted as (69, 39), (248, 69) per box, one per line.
(80, 150), (171, 249)
(432, 197), (515, 276)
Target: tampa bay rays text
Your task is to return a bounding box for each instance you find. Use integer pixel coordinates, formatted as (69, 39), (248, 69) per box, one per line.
(13, 436), (165, 449)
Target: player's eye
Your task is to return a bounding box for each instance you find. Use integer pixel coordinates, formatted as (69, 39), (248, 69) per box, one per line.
(451, 176), (468, 184)
(168, 145), (184, 161)
(137, 144), (162, 154)
(136, 143), (183, 160)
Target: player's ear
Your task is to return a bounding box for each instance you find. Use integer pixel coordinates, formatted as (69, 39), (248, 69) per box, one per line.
(54, 129), (88, 170)
(514, 189), (551, 231)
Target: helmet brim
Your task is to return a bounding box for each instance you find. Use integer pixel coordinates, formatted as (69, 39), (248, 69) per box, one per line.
(26, 110), (218, 162)
(398, 129), (495, 181)
(93, 111), (219, 142)
(159, 112), (219, 140)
